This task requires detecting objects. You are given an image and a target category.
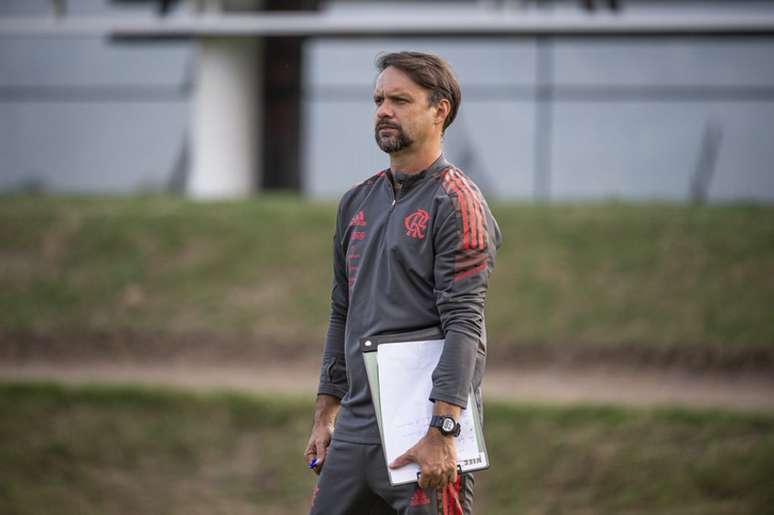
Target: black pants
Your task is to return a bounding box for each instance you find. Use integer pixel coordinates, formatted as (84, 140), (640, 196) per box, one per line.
(309, 439), (474, 515)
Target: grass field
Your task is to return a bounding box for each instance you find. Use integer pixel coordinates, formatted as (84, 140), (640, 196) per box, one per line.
(1, 382), (772, 515)
(2, 194), (773, 367)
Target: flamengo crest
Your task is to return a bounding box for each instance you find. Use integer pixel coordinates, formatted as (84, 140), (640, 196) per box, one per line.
(404, 208), (430, 239)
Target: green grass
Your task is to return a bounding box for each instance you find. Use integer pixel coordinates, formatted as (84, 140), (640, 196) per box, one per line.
(1, 382), (772, 515)
(2, 194), (773, 359)
(487, 202), (774, 351)
(0, 194), (334, 342)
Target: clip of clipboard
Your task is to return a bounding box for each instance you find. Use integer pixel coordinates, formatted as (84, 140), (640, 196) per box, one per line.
(360, 327), (489, 486)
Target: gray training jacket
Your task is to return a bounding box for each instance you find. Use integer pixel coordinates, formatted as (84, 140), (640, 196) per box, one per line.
(317, 154), (502, 444)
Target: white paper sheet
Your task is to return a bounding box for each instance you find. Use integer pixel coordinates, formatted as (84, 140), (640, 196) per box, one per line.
(377, 338), (481, 485)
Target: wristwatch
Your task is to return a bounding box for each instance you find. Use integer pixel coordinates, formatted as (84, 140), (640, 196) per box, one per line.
(430, 415), (461, 437)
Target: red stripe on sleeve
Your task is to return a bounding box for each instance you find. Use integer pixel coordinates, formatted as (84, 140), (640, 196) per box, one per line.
(469, 178), (487, 250)
(449, 170), (478, 249)
(450, 170), (486, 250)
(471, 182), (487, 250)
(443, 173), (471, 250)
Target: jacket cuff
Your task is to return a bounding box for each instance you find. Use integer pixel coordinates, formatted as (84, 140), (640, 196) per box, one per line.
(317, 383), (347, 400)
(428, 389), (468, 410)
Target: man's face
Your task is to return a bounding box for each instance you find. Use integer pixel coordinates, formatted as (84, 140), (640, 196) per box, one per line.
(373, 66), (440, 154)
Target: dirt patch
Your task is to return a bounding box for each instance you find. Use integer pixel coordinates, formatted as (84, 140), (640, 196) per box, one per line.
(2, 359), (773, 413)
(2, 330), (773, 412)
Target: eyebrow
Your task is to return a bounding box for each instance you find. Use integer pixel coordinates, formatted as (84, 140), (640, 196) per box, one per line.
(373, 91), (413, 101)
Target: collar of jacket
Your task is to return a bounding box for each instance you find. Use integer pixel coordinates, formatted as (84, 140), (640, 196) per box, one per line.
(386, 154), (450, 193)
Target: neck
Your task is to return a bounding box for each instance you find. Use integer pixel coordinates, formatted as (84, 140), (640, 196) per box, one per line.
(389, 139), (443, 174)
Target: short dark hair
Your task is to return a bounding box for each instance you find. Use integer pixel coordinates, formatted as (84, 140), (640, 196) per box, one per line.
(375, 51), (462, 132)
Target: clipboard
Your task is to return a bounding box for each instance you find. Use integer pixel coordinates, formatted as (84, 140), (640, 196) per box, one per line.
(361, 327), (489, 486)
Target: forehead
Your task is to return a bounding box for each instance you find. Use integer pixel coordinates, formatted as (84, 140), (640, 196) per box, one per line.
(373, 66), (425, 96)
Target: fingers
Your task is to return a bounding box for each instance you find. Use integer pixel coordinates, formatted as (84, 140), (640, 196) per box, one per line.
(303, 436), (329, 475)
(303, 440), (316, 463)
(303, 442), (318, 472)
(418, 471), (442, 490)
(418, 465), (456, 490)
(313, 439), (328, 474)
(417, 467), (450, 490)
(389, 449), (415, 469)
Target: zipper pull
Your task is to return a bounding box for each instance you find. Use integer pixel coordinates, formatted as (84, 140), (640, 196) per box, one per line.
(391, 199), (396, 207)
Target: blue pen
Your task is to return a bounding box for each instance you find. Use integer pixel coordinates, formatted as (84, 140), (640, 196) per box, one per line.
(308, 458), (318, 469)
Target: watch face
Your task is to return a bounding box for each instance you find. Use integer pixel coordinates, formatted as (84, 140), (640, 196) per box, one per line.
(442, 418), (455, 433)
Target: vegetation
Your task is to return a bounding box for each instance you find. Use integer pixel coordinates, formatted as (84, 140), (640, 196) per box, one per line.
(2, 194), (773, 364)
(1, 382), (772, 515)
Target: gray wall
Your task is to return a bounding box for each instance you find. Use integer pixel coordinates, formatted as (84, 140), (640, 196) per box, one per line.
(0, 36), (192, 193)
(2, 0), (774, 202)
(303, 36), (774, 201)
(0, 0), (192, 193)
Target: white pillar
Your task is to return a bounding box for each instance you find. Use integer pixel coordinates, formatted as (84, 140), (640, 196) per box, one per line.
(189, 37), (262, 199)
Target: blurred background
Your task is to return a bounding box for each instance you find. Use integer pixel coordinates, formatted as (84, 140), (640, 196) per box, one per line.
(1, 1), (773, 514)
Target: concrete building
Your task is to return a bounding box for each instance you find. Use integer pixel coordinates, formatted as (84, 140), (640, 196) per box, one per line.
(1, 0), (774, 201)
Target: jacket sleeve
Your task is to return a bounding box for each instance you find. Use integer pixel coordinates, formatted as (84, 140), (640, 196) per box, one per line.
(316, 199), (350, 400)
(430, 180), (501, 408)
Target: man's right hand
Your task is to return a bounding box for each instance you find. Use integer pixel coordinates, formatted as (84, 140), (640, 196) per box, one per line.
(304, 394), (341, 475)
(304, 422), (333, 475)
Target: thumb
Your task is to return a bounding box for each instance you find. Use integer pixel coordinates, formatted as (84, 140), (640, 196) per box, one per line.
(314, 440), (328, 465)
(389, 449), (415, 469)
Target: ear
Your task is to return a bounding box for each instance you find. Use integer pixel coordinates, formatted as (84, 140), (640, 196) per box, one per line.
(434, 98), (451, 127)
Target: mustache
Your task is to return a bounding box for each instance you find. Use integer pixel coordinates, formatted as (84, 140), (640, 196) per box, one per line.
(376, 121), (402, 131)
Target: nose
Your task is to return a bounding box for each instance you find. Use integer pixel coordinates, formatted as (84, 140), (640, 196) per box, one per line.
(376, 101), (393, 120)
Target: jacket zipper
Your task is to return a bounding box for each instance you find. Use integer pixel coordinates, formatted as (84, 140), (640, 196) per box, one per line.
(385, 175), (398, 238)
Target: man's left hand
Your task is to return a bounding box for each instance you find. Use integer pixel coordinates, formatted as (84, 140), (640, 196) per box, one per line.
(389, 427), (457, 490)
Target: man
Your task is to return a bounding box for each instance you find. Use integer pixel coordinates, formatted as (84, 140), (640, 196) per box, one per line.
(305, 51), (501, 515)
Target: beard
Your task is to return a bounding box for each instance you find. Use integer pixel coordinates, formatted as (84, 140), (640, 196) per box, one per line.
(374, 122), (414, 154)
